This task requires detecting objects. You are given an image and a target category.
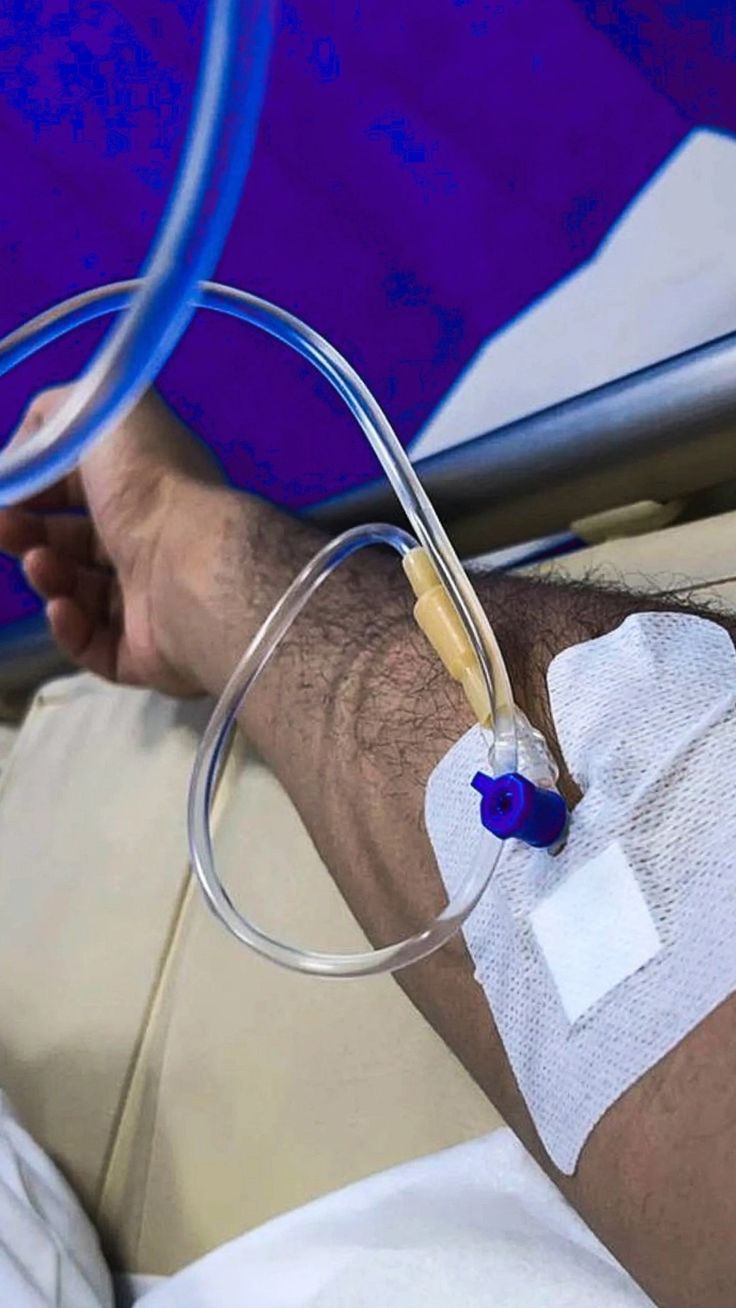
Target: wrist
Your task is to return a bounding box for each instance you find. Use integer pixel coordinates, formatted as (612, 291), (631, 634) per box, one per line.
(149, 479), (236, 693)
(150, 480), (322, 700)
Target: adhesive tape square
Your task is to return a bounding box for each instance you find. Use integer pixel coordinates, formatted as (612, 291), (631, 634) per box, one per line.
(530, 841), (662, 1025)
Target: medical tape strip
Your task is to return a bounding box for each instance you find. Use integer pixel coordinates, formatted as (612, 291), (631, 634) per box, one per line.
(425, 613), (736, 1173)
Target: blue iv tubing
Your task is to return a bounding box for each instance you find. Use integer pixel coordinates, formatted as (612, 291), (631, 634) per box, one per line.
(0, 0), (271, 505)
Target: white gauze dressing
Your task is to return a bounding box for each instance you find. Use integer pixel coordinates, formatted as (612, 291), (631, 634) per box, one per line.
(425, 612), (736, 1173)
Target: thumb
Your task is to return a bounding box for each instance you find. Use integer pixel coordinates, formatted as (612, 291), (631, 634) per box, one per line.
(8, 383), (85, 511)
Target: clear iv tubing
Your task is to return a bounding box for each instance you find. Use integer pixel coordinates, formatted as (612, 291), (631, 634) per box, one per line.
(0, 0), (521, 974)
(0, 278), (515, 976)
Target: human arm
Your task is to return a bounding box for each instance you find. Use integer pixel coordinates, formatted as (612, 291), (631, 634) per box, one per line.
(3, 386), (736, 1308)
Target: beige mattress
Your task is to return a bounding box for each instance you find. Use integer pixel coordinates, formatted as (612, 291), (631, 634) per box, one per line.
(0, 508), (733, 1275)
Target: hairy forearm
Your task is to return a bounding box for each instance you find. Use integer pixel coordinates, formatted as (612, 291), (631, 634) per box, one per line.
(158, 480), (736, 1308)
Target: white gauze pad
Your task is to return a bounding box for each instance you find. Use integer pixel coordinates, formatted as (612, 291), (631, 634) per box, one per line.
(425, 612), (736, 1173)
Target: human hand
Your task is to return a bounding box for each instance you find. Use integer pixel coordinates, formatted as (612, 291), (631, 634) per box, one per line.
(0, 383), (222, 694)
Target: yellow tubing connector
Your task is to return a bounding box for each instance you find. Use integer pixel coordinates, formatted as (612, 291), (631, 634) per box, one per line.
(402, 546), (491, 726)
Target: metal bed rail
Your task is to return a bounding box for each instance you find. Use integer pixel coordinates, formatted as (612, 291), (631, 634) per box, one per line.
(310, 330), (736, 554)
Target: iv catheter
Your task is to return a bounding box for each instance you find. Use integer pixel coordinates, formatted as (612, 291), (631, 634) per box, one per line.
(0, 1), (567, 976)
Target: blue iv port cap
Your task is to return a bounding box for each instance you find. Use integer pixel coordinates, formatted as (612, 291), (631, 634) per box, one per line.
(471, 771), (568, 849)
